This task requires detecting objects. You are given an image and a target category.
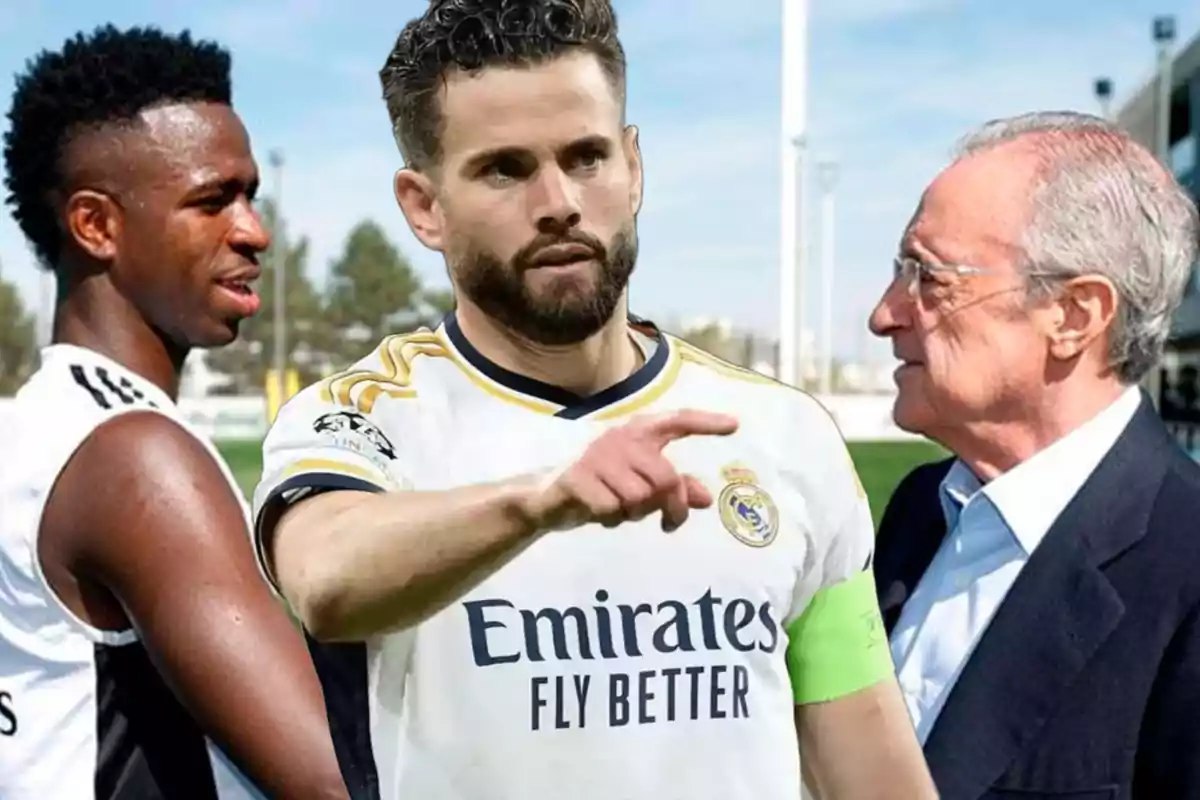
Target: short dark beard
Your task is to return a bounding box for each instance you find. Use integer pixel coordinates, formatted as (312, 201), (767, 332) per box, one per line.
(453, 224), (637, 346)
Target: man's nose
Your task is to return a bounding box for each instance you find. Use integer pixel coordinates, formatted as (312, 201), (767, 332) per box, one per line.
(529, 167), (582, 232)
(869, 281), (910, 338)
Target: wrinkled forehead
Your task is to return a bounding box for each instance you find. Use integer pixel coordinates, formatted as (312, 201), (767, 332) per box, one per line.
(903, 148), (1036, 263)
(437, 51), (623, 162)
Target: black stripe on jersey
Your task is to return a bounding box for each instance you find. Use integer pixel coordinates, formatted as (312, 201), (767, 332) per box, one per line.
(95, 367), (136, 404)
(442, 311), (670, 419)
(254, 473), (387, 593)
(69, 364), (156, 410)
(305, 638), (381, 800)
(71, 365), (112, 409)
(93, 642), (221, 799)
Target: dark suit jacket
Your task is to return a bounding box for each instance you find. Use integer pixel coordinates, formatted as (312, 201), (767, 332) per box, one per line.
(874, 397), (1200, 800)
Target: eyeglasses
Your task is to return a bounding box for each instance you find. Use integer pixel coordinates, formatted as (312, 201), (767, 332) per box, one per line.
(891, 256), (1061, 297)
(891, 256), (998, 296)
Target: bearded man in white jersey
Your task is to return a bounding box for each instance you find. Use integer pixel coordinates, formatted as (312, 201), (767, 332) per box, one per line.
(253, 1), (935, 798)
(0, 25), (347, 800)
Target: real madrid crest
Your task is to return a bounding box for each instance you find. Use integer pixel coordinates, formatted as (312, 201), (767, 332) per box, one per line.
(717, 463), (780, 548)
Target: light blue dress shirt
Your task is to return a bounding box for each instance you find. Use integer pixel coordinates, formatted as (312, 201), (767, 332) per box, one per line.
(888, 387), (1142, 744)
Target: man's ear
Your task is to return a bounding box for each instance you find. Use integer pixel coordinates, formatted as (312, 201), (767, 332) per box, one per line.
(64, 189), (121, 262)
(394, 167), (446, 252)
(1046, 275), (1118, 363)
(623, 124), (643, 216)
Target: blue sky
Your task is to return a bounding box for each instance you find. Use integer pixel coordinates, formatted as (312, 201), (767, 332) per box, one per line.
(1, 0), (1196, 365)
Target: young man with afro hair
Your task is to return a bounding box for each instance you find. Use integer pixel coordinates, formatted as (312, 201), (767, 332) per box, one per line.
(0, 24), (347, 800)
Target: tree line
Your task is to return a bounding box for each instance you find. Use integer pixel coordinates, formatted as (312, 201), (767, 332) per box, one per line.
(0, 199), (790, 397)
(0, 199), (453, 396)
(204, 199), (453, 394)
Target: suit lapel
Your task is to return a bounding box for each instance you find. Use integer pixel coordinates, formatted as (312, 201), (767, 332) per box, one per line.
(880, 512), (946, 635)
(922, 400), (1167, 799)
(878, 461), (952, 635)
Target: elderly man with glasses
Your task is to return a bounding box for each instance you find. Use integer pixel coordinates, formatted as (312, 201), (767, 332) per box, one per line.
(869, 110), (1200, 800)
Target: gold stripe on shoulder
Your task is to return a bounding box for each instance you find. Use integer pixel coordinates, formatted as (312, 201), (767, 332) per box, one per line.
(675, 338), (778, 386)
(432, 329), (562, 415)
(670, 337), (866, 495)
(319, 331), (447, 413)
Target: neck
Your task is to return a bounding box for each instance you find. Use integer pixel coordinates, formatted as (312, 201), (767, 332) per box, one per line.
(52, 274), (188, 400)
(939, 378), (1129, 481)
(453, 298), (641, 396)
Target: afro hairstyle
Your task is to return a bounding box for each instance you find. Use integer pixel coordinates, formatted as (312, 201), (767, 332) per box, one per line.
(3, 24), (232, 269)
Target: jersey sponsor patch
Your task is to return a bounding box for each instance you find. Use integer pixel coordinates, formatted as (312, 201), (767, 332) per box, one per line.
(0, 690), (16, 736)
(464, 587), (779, 731)
(312, 410), (397, 461)
(716, 464), (780, 547)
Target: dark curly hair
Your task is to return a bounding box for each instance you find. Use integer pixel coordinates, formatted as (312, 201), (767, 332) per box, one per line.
(380, 0), (625, 172)
(3, 25), (232, 269)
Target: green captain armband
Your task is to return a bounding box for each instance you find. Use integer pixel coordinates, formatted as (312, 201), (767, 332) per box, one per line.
(785, 569), (894, 704)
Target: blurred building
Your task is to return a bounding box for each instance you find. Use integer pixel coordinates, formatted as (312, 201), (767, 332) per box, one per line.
(1117, 36), (1200, 455)
(179, 351), (226, 398)
(670, 315), (894, 393)
(1117, 29), (1200, 348)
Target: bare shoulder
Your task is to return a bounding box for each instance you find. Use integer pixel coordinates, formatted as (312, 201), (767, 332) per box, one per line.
(72, 410), (230, 500)
(49, 410), (246, 571)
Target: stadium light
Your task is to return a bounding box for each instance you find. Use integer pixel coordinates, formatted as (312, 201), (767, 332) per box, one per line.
(1153, 16), (1177, 46)
(1143, 16), (1177, 411)
(1153, 15), (1177, 165)
(817, 160), (838, 396)
(778, 0), (810, 387)
(1093, 77), (1114, 120)
(269, 149), (286, 401)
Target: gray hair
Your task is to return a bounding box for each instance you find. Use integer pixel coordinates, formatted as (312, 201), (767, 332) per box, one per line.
(953, 110), (1199, 384)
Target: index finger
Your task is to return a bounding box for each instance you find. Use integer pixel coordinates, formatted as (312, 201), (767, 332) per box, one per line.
(643, 409), (739, 444)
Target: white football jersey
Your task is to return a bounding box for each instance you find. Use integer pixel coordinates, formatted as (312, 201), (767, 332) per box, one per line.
(0, 344), (265, 800)
(254, 315), (891, 800)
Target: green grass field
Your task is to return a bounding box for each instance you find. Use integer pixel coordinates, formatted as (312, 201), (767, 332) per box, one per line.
(218, 438), (946, 527)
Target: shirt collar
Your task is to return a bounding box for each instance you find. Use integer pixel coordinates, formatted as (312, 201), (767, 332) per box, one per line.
(938, 386), (1142, 555)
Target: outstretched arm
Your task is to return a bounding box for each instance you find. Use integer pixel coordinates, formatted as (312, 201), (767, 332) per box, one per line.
(261, 406), (735, 642)
(46, 412), (348, 800)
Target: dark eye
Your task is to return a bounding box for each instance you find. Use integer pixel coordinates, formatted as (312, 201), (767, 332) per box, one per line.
(481, 155), (528, 184)
(193, 195), (229, 214)
(574, 148), (604, 171)
(192, 179), (254, 214)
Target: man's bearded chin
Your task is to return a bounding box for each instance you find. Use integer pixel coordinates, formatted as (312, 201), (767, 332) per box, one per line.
(453, 224), (638, 347)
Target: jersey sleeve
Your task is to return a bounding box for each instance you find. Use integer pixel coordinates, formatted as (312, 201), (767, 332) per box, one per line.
(251, 383), (410, 589)
(780, 396), (893, 705)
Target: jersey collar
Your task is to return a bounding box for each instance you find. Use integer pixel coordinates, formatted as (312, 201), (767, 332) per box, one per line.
(439, 311), (678, 420)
